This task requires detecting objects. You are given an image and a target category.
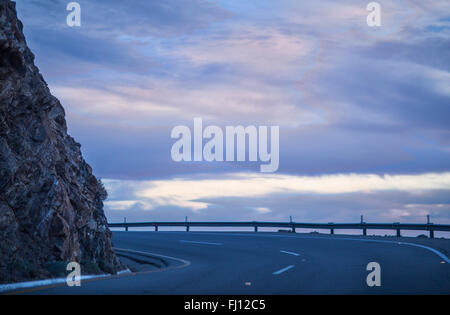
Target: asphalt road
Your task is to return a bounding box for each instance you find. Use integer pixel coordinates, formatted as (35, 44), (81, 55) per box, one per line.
(19, 231), (450, 294)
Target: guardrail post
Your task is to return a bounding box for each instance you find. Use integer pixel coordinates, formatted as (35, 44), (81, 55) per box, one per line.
(155, 225), (158, 232)
(330, 228), (334, 235)
(185, 216), (189, 232)
(396, 229), (401, 237)
(125, 226), (128, 232)
(428, 220), (434, 238)
(254, 226), (258, 232)
(363, 228), (367, 236)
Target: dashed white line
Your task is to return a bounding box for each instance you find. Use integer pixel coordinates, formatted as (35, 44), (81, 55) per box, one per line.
(280, 250), (300, 256)
(273, 265), (295, 275)
(195, 232), (450, 263)
(180, 240), (223, 246)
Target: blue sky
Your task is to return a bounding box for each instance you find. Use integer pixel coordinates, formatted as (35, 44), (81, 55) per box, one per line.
(16, 0), (450, 228)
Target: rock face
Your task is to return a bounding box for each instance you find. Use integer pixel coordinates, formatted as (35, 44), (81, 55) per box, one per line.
(0, 0), (122, 283)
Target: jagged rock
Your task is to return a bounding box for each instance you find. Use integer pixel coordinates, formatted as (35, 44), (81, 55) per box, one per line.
(0, 0), (122, 283)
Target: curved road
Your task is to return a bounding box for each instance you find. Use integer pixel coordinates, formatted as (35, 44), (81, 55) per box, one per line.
(20, 231), (450, 294)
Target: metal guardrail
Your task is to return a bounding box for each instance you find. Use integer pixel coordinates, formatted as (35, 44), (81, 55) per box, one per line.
(108, 220), (450, 238)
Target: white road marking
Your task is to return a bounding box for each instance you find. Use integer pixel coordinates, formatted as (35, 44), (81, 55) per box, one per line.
(114, 247), (191, 266)
(7, 248), (191, 295)
(396, 242), (450, 264)
(0, 274), (111, 294)
(193, 232), (450, 263)
(280, 250), (300, 256)
(180, 240), (223, 246)
(273, 265), (295, 275)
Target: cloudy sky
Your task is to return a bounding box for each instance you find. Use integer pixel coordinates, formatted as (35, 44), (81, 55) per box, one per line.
(16, 0), (450, 229)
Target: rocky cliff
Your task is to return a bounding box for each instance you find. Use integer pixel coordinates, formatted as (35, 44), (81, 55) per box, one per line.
(0, 0), (122, 283)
